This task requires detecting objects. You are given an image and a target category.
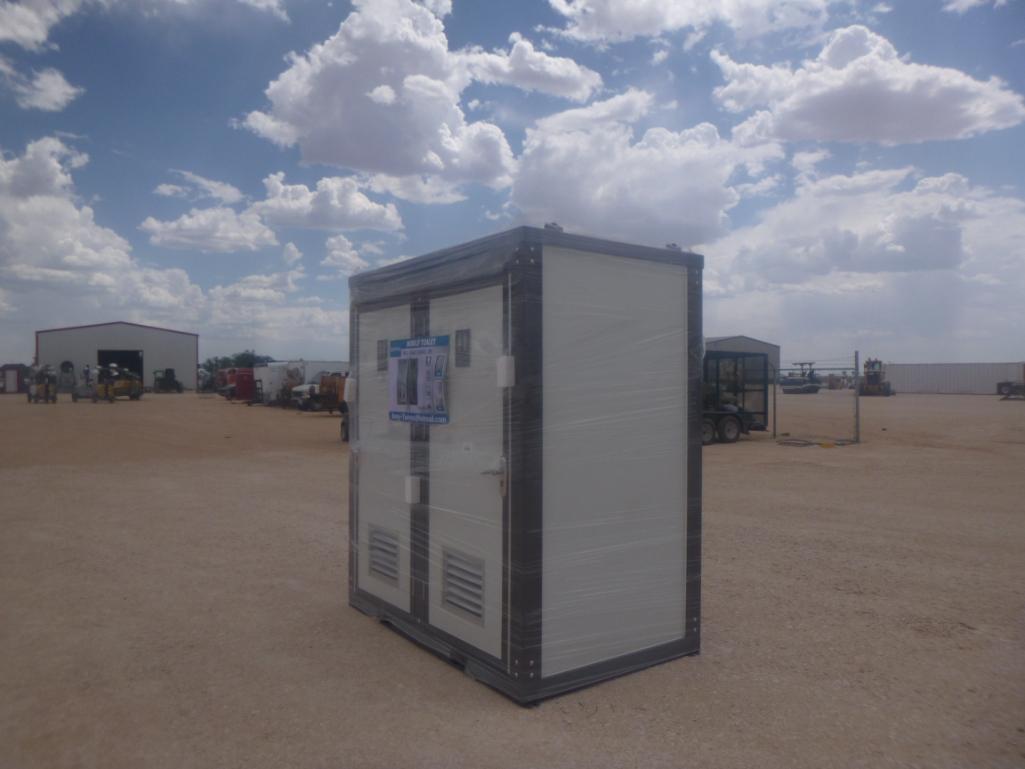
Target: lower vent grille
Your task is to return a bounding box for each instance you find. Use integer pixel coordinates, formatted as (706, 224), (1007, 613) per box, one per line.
(442, 549), (485, 622)
(368, 526), (399, 585)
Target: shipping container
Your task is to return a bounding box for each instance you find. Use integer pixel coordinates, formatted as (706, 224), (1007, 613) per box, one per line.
(884, 362), (1025, 395)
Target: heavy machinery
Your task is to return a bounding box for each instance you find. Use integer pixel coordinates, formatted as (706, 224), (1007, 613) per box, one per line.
(111, 369), (144, 400)
(153, 368), (184, 393)
(293, 371), (347, 413)
(92, 364), (117, 402)
(65, 362), (97, 402)
(28, 365), (58, 403)
(781, 362), (821, 394)
(93, 364), (143, 401)
(703, 351), (769, 445)
(858, 358), (894, 396)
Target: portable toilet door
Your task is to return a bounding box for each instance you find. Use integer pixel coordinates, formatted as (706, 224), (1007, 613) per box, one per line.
(354, 287), (507, 660)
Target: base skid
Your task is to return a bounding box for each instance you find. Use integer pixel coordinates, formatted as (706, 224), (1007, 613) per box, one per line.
(349, 590), (700, 706)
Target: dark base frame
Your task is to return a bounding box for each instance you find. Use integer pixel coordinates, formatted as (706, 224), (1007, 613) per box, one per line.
(351, 588), (699, 705)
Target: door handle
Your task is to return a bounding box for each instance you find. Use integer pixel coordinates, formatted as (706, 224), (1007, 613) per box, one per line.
(481, 458), (508, 497)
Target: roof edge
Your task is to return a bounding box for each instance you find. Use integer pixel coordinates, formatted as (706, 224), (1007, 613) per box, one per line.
(35, 321), (199, 338)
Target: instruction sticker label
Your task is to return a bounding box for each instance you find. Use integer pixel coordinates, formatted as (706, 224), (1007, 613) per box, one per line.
(388, 336), (449, 424)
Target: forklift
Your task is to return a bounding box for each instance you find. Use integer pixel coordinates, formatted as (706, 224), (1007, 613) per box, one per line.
(28, 365), (58, 403)
(152, 368), (184, 393)
(858, 358), (894, 396)
(780, 362), (822, 394)
(93, 364), (143, 402)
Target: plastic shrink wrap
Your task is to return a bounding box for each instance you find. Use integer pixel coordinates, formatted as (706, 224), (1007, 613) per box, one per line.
(348, 226), (702, 704)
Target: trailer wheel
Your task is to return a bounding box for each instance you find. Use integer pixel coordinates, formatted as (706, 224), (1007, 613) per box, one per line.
(717, 415), (741, 443)
(998, 382), (1013, 396)
(701, 418), (717, 446)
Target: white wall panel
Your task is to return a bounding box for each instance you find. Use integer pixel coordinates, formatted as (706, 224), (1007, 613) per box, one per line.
(885, 362), (1024, 395)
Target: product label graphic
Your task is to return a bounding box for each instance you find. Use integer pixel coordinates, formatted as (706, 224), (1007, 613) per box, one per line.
(388, 336), (449, 424)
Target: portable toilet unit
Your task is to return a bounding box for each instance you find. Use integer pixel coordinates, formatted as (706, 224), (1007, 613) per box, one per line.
(347, 226), (703, 704)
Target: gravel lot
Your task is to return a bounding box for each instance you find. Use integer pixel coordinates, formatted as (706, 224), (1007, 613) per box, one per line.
(1, 390), (1023, 768)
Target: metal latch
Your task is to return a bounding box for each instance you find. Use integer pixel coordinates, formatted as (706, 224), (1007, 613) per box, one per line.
(481, 457), (508, 497)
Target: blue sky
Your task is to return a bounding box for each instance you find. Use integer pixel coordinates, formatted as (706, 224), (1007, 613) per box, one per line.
(1, 0), (1023, 363)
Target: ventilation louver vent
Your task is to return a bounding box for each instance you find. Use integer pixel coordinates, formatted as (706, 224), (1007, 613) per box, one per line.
(368, 526), (399, 585)
(442, 549), (485, 622)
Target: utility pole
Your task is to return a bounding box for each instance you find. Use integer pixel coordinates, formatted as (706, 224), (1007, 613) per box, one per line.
(854, 350), (861, 444)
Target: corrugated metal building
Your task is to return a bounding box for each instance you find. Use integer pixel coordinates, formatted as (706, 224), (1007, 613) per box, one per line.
(884, 362), (1024, 395)
(36, 321), (199, 390)
(705, 335), (780, 377)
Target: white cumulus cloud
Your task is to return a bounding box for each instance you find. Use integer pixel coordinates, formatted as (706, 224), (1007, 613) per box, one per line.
(319, 233), (369, 278)
(282, 241), (302, 265)
(713, 25), (1025, 144)
(248, 172), (403, 231)
(242, 0), (512, 188)
(0, 0), (84, 50)
(511, 89), (783, 246)
(154, 169), (244, 205)
(703, 165), (1025, 360)
(546, 0), (833, 43)
(0, 136), (205, 334)
(462, 32), (602, 102)
(365, 173), (467, 204)
(0, 0), (290, 51)
(243, 0), (600, 195)
(0, 58), (83, 111)
(140, 207), (278, 252)
(942, 0), (1008, 12)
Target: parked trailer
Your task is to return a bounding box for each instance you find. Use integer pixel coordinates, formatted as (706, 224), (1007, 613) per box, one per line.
(233, 368), (256, 403)
(253, 363), (291, 404)
(703, 351), (770, 444)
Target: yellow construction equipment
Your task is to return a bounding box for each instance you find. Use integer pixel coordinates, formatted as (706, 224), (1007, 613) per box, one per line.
(858, 358), (894, 396)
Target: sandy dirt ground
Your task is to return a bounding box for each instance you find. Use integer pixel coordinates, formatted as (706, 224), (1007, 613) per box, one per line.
(1, 391), (1023, 769)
